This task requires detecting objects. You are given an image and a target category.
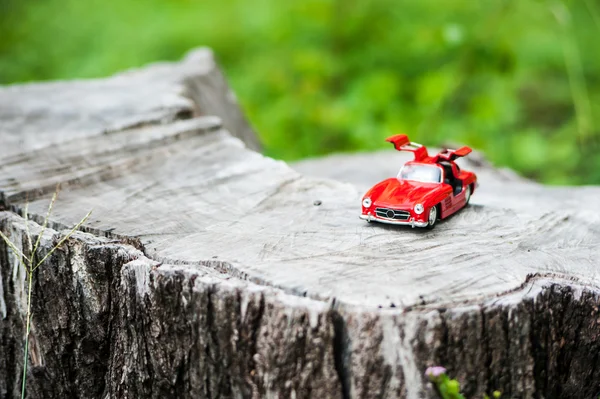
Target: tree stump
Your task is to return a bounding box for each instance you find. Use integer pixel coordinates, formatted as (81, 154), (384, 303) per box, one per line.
(1, 48), (599, 399)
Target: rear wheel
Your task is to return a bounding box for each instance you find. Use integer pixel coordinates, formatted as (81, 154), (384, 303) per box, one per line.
(426, 205), (438, 229)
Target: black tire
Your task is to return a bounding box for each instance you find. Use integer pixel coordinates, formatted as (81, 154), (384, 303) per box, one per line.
(465, 184), (472, 205)
(426, 204), (439, 229)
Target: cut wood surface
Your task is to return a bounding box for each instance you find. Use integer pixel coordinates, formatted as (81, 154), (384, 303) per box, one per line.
(1, 48), (599, 399)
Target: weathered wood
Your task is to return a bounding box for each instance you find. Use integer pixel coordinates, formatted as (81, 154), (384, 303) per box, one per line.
(0, 48), (259, 157)
(1, 48), (600, 399)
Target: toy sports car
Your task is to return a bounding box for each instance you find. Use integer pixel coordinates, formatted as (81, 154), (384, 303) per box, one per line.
(360, 135), (477, 229)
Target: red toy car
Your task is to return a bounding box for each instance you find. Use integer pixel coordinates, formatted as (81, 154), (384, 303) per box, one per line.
(360, 135), (477, 229)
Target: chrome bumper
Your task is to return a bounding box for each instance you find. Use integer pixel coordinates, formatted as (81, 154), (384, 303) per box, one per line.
(359, 214), (429, 228)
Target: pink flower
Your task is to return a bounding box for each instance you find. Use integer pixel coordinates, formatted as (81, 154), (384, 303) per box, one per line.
(425, 366), (447, 379)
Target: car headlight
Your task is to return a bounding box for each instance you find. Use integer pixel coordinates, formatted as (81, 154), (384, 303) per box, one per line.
(362, 197), (372, 208)
(414, 203), (424, 214)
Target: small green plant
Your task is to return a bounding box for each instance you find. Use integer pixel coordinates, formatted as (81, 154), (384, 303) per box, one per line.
(0, 188), (91, 399)
(425, 366), (501, 399)
(483, 392), (502, 399)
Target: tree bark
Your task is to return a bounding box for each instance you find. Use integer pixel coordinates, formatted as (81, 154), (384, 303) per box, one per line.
(1, 48), (599, 398)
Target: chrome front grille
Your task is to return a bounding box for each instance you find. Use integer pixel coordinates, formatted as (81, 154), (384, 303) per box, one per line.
(375, 207), (410, 220)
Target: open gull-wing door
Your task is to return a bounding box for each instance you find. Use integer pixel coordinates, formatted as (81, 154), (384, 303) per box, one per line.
(386, 134), (473, 163)
(385, 134), (431, 162)
(434, 146), (472, 162)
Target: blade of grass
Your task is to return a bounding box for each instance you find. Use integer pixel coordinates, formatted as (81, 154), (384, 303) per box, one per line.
(1, 215), (34, 399)
(32, 210), (92, 271)
(0, 229), (31, 266)
(23, 201), (33, 258)
(583, 0), (600, 31)
(5, 187), (91, 399)
(549, 0), (593, 146)
(21, 270), (33, 399)
(31, 188), (59, 260)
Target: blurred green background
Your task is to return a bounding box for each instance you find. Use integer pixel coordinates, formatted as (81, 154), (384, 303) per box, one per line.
(1, 0), (599, 184)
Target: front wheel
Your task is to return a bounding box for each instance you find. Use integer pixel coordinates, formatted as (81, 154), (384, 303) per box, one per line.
(426, 205), (438, 229)
(465, 185), (472, 205)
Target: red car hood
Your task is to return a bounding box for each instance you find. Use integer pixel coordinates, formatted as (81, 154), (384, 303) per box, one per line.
(371, 179), (446, 209)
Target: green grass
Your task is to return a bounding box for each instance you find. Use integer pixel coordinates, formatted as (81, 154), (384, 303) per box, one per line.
(1, 0), (599, 184)
(0, 188), (91, 398)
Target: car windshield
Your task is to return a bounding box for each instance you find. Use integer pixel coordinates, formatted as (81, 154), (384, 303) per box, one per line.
(398, 164), (442, 183)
